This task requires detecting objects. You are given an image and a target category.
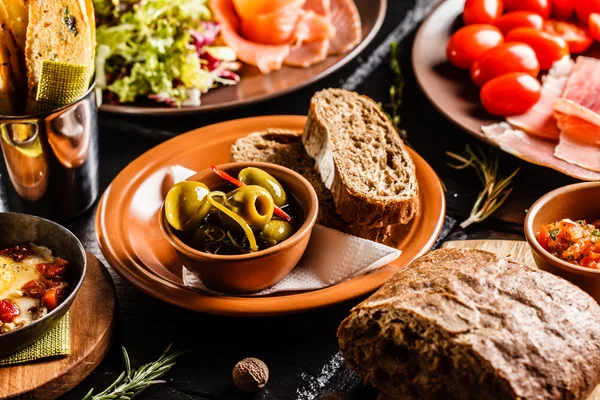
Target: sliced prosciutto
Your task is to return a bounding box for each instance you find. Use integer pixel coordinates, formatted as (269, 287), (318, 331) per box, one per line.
(506, 56), (574, 140)
(328, 0), (362, 55)
(285, 0), (332, 67)
(211, 0), (345, 74)
(481, 123), (600, 181)
(553, 56), (600, 172)
(211, 0), (291, 73)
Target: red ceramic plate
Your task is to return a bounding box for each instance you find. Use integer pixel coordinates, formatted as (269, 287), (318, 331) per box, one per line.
(95, 116), (446, 316)
(99, 0), (386, 116)
(413, 0), (600, 181)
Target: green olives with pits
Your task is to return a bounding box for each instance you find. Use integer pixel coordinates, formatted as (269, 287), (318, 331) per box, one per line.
(260, 220), (295, 247)
(238, 167), (287, 207)
(165, 181), (211, 231)
(221, 185), (274, 232)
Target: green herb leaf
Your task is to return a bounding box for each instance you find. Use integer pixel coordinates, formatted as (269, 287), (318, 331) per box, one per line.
(593, 230), (600, 237)
(379, 42), (408, 142)
(446, 145), (520, 229)
(549, 229), (560, 240)
(81, 344), (185, 400)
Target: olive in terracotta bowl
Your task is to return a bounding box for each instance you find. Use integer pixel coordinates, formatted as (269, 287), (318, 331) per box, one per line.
(524, 182), (600, 302)
(159, 162), (319, 293)
(0, 212), (86, 358)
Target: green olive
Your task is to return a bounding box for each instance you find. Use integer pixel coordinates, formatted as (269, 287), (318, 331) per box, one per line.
(164, 181), (211, 232)
(186, 224), (227, 252)
(260, 220), (295, 247)
(238, 167), (287, 207)
(220, 185), (274, 232)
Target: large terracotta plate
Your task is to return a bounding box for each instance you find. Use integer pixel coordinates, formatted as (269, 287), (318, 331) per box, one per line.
(95, 116), (446, 316)
(413, 0), (600, 181)
(99, 0), (386, 116)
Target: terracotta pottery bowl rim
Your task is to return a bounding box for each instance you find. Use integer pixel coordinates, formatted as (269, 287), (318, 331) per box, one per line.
(0, 212), (87, 342)
(159, 162), (319, 261)
(524, 182), (600, 277)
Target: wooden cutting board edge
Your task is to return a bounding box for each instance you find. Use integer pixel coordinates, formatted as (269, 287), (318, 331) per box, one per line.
(0, 252), (117, 400)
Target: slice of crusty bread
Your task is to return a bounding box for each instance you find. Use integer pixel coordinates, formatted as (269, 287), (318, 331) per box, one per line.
(303, 89), (419, 227)
(0, 24), (19, 115)
(230, 129), (391, 242)
(25, 0), (95, 113)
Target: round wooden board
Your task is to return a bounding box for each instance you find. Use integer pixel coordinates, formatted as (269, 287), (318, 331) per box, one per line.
(0, 252), (117, 400)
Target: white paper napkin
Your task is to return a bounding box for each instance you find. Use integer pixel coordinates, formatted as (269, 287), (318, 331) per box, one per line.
(168, 166), (402, 297)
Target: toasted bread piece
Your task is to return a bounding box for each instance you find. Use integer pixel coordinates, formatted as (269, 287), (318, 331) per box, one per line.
(303, 89), (419, 227)
(25, 0), (95, 113)
(0, 0), (28, 51)
(230, 129), (392, 242)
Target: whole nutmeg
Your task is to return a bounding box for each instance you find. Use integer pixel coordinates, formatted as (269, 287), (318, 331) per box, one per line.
(232, 357), (269, 392)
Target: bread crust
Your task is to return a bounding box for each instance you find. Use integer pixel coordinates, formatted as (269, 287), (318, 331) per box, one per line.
(303, 89), (419, 227)
(338, 249), (600, 400)
(230, 129), (393, 242)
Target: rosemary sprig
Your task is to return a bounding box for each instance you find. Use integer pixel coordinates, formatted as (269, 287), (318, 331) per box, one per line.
(82, 344), (185, 400)
(380, 42), (408, 142)
(446, 145), (520, 229)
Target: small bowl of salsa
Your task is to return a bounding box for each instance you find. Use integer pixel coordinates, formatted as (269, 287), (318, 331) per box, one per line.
(525, 182), (600, 302)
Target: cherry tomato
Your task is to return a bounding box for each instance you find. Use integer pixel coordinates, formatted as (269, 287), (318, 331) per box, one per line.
(506, 27), (569, 69)
(590, 13), (600, 41)
(551, 0), (575, 19)
(495, 11), (544, 35)
(575, 0), (600, 25)
(480, 72), (542, 116)
(471, 43), (540, 86)
(503, 0), (551, 18)
(447, 25), (504, 69)
(0, 299), (20, 323)
(543, 20), (593, 53)
(463, 0), (504, 25)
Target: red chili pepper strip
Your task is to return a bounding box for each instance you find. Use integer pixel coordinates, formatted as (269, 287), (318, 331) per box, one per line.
(210, 166), (293, 223)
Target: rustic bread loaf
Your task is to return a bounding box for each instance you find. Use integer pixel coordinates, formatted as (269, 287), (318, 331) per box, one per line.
(303, 89), (419, 227)
(230, 129), (390, 242)
(338, 248), (600, 400)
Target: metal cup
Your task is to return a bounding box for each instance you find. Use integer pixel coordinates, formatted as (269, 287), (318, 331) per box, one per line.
(0, 85), (99, 222)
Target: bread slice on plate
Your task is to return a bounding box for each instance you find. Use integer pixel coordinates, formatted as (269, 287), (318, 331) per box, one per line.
(303, 88), (419, 227)
(24, 0), (95, 113)
(231, 129), (390, 242)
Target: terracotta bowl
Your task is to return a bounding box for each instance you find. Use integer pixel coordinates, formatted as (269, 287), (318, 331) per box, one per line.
(524, 182), (600, 302)
(0, 212), (86, 358)
(160, 162), (319, 293)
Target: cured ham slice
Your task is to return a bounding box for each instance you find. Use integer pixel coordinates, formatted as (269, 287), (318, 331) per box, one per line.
(553, 57), (600, 172)
(506, 56), (574, 140)
(285, 39), (329, 67)
(481, 123), (600, 181)
(240, 0), (305, 45)
(211, 0), (340, 73)
(211, 0), (291, 73)
(284, 0), (332, 68)
(328, 0), (362, 55)
(292, 10), (336, 44)
(304, 0), (330, 15)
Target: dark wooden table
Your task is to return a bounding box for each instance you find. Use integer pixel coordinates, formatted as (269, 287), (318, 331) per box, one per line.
(60, 0), (582, 398)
